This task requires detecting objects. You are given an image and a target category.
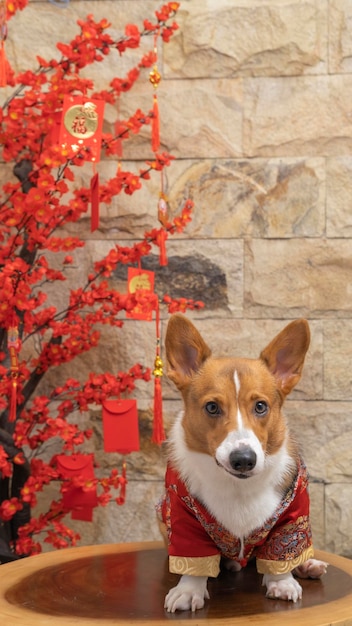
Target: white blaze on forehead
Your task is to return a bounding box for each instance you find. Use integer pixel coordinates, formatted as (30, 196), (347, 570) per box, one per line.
(215, 369), (266, 475)
(234, 370), (243, 430)
(234, 370), (240, 395)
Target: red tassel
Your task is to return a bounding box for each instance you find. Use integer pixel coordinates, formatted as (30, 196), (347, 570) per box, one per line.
(90, 172), (99, 232)
(152, 376), (165, 444)
(158, 229), (168, 266)
(0, 41), (14, 88)
(9, 376), (17, 422)
(152, 93), (160, 153)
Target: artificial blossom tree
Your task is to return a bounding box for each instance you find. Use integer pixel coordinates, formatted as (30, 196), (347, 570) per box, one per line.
(0, 1), (202, 562)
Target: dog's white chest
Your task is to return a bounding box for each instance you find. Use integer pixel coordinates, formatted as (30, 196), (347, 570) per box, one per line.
(186, 463), (282, 538)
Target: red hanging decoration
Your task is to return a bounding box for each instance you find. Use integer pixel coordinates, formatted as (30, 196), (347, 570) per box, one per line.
(0, 40), (12, 87)
(149, 32), (161, 153)
(101, 398), (140, 454)
(59, 96), (105, 231)
(157, 228), (168, 266)
(152, 301), (165, 444)
(54, 453), (98, 522)
(126, 267), (155, 320)
(158, 190), (169, 227)
(151, 92), (160, 153)
(148, 33), (169, 267)
(7, 324), (20, 422)
(0, 4), (14, 88)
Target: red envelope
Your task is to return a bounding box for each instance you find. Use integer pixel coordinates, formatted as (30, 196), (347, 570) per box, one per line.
(126, 267), (155, 320)
(102, 399), (140, 454)
(59, 95), (105, 163)
(55, 453), (98, 521)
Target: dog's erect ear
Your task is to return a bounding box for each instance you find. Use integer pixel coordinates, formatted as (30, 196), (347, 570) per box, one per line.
(260, 319), (310, 397)
(165, 314), (211, 390)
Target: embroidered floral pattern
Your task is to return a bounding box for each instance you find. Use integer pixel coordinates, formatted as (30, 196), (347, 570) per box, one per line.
(159, 459), (313, 575)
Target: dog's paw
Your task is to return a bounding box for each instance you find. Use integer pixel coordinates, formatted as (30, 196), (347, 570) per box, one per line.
(164, 575), (209, 612)
(263, 573), (302, 602)
(294, 558), (328, 579)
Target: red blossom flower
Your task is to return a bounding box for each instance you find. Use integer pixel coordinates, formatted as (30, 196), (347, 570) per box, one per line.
(0, 447), (12, 478)
(0, 497), (23, 522)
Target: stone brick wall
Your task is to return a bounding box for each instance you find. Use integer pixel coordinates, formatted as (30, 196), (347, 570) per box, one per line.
(2, 0), (352, 557)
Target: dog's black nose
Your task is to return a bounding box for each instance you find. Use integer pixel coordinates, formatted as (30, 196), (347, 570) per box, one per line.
(229, 447), (257, 473)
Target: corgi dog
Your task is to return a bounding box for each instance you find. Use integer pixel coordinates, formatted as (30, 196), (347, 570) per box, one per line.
(158, 314), (327, 613)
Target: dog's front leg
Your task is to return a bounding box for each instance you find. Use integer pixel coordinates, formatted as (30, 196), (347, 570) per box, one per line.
(164, 574), (209, 612)
(262, 572), (302, 602)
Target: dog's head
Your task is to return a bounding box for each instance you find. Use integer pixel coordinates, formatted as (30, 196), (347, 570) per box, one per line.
(165, 315), (310, 480)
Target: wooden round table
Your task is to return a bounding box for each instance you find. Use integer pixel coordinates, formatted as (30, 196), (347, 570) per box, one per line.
(0, 542), (351, 625)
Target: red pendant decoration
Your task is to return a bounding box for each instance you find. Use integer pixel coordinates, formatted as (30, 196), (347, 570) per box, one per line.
(0, 4), (14, 88)
(60, 96), (105, 161)
(158, 190), (169, 227)
(101, 398), (140, 454)
(126, 267), (155, 320)
(156, 228), (168, 266)
(149, 32), (161, 153)
(59, 96), (105, 231)
(54, 453), (98, 522)
(151, 91), (160, 152)
(0, 40), (13, 87)
(148, 32), (170, 266)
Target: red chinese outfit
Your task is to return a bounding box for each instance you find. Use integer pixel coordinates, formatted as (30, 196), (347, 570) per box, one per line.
(157, 459), (314, 578)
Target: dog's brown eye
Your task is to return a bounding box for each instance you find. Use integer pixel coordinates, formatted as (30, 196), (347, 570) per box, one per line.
(205, 401), (221, 417)
(254, 400), (268, 417)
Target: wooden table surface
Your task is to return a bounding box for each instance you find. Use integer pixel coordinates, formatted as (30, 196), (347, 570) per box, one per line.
(0, 541), (351, 625)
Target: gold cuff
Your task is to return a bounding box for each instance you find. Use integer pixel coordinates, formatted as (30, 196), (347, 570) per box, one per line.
(169, 554), (221, 578)
(256, 546), (315, 574)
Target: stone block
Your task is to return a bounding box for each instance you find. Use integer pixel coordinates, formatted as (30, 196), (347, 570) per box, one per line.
(243, 75), (352, 157)
(244, 239), (352, 318)
(285, 400), (352, 482)
(329, 0), (352, 73)
(167, 157), (325, 238)
(164, 0), (327, 78)
(309, 482), (325, 551)
(324, 320), (352, 400)
(325, 483), (352, 557)
(326, 157), (352, 237)
(157, 78), (243, 159)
